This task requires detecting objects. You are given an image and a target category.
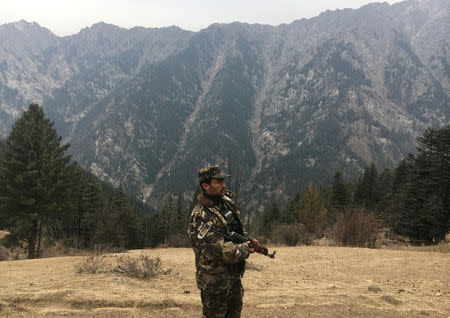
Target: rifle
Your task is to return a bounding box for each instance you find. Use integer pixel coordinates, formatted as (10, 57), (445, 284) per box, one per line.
(199, 225), (276, 258)
(228, 231), (276, 259)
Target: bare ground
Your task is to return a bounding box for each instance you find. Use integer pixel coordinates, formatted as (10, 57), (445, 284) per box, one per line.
(0, 246), (449, 317)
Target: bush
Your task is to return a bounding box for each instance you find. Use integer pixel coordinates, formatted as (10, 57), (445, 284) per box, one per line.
(76, 252), (170, 279)
(271, 223), (307, 246)
(327, 208), (383, 248)
(76, 255), (108, 274)
(114, 253), (170, 279)
(0, 245), (11, 261)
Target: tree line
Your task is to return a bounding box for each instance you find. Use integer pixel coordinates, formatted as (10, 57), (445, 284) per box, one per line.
(1, 104), (448, 259)
(255, 125), (450, 245)
(0, 104), (191, 258)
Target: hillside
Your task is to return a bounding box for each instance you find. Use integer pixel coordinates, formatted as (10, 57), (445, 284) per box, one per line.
(0, 0), (449, 207)
(0, 246), (449, 317)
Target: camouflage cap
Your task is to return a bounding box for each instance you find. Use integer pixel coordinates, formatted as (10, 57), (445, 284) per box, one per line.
(197, 165), (230, 183)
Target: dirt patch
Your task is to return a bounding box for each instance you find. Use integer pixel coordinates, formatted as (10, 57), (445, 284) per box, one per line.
(0, 246), (448, 317)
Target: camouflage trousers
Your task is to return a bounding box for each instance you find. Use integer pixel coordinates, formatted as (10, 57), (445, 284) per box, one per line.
(200, 277), (244, 318)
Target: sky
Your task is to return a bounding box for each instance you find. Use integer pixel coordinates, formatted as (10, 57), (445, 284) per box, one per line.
(0, 0), (403, 36)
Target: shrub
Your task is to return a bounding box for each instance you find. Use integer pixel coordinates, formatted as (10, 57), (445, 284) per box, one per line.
(76, 252), (170, 279)
(0, 245), (11, 261)
(271, 223), (307, 246)
(327, 208), (383, 248)
(76, 255), (108, 274)
(114, 253), (170, 279)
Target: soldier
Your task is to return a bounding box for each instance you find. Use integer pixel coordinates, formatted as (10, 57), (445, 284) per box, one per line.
(187, 165), (254, 318)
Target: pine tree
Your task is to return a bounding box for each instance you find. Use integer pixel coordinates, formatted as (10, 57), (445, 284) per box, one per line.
(148, 195), (175, 246)
(330, 171), (350, 212)
(374, 168), (394, 221)
(281, 192), (302, 224)
(380, 155), (415, 232)
(142, 212), (159, 247)
(392, 154), (414, 191)
(0, 104), (76, 258)
(355, 163), (379, 209)
(173, 194), (187, 235)
(298, 185), (328, 240)
(260, 201), (281, 238)
(398, 126), (450, 242)
(0, 140), (5, 230)
(377, 169), (393, 199)
(108, 188), (142, 248)
(77, 175), (104, 247)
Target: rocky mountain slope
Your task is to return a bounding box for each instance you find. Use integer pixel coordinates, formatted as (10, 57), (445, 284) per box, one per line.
(0, 0), (448, 208)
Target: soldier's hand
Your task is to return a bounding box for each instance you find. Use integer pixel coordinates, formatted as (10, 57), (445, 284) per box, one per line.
(246, 241), (255, 253)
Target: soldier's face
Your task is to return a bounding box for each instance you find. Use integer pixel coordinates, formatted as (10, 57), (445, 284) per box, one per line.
(203, 178), (226, 197)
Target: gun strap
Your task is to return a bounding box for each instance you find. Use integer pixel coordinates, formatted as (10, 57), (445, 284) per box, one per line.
(222, 200), (245, 236)
(208, 226), (232, 241)
(201, 205), (230, 232)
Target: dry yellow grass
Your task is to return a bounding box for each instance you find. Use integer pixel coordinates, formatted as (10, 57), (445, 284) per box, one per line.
(0, 246), (449, 317)
(0, 230), (8, 239)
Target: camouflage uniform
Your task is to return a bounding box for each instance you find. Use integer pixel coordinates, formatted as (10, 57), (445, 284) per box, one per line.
(187, 167), (250, 318)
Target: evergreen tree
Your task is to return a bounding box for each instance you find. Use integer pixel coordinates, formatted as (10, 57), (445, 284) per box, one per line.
(171, 194), (186, 235)
(260, 201), (281, 238)
(298, 185), (328, 240)
(378, 168), (393, 200)
(355, 163), (379, 209)
(416, 127), (450, 215)
(141, 213), (157, 247)
(144, 195), (175, 246)
(392, 154), (414, 191)
(0, 140), (5, 230)
(398, 126), (450, 242)
(377, 155), (414, 233)
(80, 175), (103, 247)
(0, 104), (76, 258)
(165, 194), (189, 246)
(330, 171), (350, 212)
(374, 168), (394, 221)
(281, 192), (302, 224)
(110, 188), (142, 249)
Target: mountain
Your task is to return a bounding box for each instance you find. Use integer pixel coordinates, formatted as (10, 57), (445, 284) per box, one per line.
(0, 20), (194, 136)
(0, 0), (449, 209)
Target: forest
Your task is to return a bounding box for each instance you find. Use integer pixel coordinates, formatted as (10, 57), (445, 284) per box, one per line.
(0, 104), (449, 259)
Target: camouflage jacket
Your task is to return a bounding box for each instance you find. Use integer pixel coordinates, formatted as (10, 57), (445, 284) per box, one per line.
(187, 192), (250, 289)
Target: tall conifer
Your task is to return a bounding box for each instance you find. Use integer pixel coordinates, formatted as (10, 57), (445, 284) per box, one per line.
(330, 171), (350, 212)
(299, 185), (327, 238)
(0, 104), (76, 258)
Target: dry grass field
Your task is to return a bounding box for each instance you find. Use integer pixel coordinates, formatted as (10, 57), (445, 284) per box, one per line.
(0, 245), (449, 317)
